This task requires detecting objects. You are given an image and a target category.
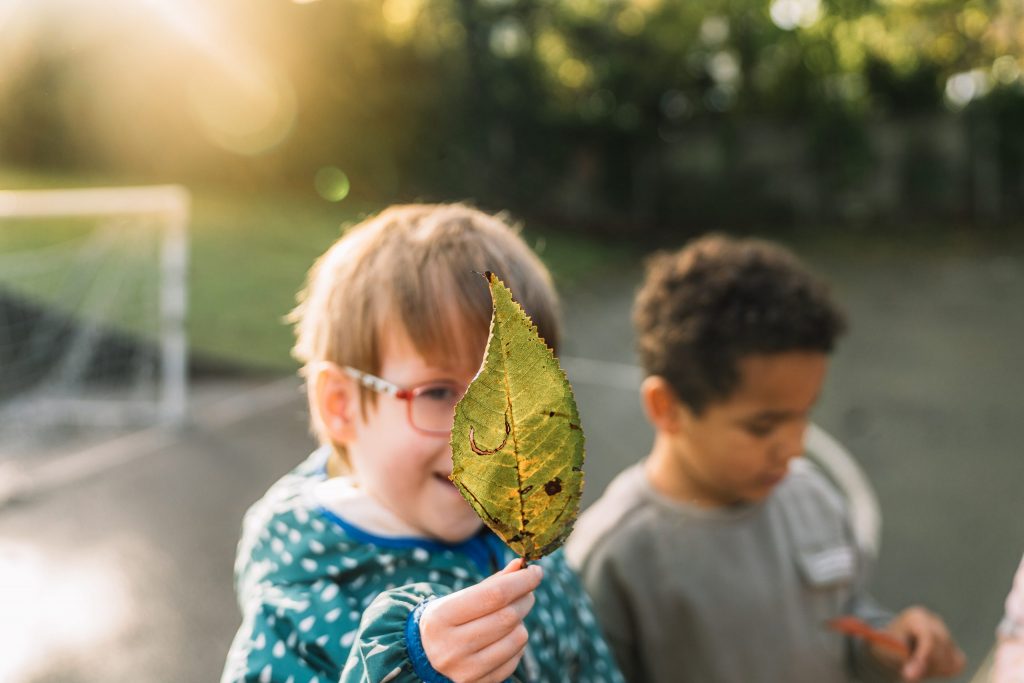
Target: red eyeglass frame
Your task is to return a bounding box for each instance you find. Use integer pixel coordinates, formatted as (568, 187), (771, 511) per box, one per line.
(342, 365), (462, 436)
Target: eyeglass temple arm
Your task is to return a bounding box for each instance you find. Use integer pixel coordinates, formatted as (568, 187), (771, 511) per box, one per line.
(342, 367), (401, 396)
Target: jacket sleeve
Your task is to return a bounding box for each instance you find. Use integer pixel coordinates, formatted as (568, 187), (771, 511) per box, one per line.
(339, 582), (454, 683)
(222, 582), (352, 683)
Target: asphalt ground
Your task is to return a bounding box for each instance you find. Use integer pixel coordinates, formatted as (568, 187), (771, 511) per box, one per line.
(1, 242), (1022, 682)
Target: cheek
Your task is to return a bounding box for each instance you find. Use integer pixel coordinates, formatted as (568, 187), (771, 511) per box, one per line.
(359, 401), (416, 447)
(352, 422), (425, 483)
(715, 432), (771, 476)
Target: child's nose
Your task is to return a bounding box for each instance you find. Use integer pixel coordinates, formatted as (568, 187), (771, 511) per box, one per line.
(773, 419), (809, 463)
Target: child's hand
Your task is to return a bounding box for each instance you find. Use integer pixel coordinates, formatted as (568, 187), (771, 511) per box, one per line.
(420, 558), (542, 683)
(873, 607), (966, 681)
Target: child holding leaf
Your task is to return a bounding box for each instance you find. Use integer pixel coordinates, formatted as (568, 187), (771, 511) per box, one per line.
(221, 204), (623, 683)
(566, 235), (965, 683)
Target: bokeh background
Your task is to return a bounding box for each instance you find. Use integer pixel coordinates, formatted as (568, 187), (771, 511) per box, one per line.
(1, 0), (1022, 681)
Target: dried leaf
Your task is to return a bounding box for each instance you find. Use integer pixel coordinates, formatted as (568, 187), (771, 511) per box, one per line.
(450, 272), (585, 561)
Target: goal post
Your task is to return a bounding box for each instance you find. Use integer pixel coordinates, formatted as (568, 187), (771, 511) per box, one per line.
(0, 185), (190, 432)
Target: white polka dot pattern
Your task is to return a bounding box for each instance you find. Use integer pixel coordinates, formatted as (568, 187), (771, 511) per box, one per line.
(222, 450), (624, 683)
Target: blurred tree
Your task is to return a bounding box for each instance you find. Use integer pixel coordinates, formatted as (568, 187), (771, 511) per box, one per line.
(2, 0), (1022, 230)
(0, 50), (79, 169)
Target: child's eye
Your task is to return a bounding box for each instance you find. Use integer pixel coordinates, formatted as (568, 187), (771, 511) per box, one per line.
(418, 384), (461, 403)
(744, 422), (777, 438)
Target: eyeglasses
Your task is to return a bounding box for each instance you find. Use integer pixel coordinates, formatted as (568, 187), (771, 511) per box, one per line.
(343, 366), (467, 436)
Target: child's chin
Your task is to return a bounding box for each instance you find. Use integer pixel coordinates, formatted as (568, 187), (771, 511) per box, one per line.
(434, 517), (484, 545)
(742, 483), (780, 504)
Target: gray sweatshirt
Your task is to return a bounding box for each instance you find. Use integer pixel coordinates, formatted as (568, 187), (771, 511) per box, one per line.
(566, 458), (897, 683)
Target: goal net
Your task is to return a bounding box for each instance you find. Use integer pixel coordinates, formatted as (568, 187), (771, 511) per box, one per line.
(0, 186), (189, 440)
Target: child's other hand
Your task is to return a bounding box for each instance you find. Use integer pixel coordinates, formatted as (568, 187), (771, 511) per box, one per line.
(420, 558), (542, 683)
(874, 607), (966, 681)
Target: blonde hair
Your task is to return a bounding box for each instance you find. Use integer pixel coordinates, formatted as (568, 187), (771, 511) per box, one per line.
(290, 203), (561, 462)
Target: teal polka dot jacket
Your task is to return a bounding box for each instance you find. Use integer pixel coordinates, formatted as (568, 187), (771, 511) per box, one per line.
(221, 450), (624, 683)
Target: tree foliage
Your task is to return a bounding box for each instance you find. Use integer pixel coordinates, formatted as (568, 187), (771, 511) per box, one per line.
(2, 0), (1022, 226)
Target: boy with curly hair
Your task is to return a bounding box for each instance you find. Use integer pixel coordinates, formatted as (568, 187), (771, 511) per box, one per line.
(567, 235), (964, 683)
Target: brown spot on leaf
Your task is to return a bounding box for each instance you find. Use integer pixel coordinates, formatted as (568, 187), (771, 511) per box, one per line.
(544, 478), (562, 496)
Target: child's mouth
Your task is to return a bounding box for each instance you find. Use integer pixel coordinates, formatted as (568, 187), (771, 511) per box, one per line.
(434, 473), (457, 488)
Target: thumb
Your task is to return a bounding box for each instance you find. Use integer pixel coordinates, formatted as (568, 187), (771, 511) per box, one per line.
(499, 557), (526, 575)
(496, 557), (543, 587)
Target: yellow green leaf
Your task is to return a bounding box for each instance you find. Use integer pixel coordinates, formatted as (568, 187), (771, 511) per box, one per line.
(450, 272), (585, 561)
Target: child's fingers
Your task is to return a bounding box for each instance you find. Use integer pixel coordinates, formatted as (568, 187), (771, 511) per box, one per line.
(925, 617), (962, 672)
(943, 646), (967, 675)
(450, 591), (537, 654)
(868, 643), (906, 671)
(477, 643), (529, 683)
(901, 628), (933, 681)
(425, 616), (529, 683)
(914, 622), (964, 678)
(927, 644), (966, 678)
(894, 608), (964, 681)
(445, 561), (543, 625)
(459, 621), (530, 682)
(889, 609), (932, 681)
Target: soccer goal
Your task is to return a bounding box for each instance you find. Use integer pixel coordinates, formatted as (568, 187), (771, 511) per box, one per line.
(0, 185), (190, 436)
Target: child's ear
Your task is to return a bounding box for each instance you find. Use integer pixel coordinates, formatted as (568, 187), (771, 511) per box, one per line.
(314, 363), (359, 444)
(640, 375), (691, 434)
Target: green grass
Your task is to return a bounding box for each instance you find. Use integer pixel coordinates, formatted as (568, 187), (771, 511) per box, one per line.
(190, 194), (633, 370)
(0, 168), (633, 371)
(185, 192), (364, 371)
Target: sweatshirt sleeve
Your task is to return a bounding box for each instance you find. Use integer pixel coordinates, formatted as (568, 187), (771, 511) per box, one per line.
(837, 518), (899, 681)
(786, 460), (900, 683)
(844, 599), (900, 683)
(838, 517), (898, 681)
(573, 541), (644, 683)
(339, 582), (454, 683)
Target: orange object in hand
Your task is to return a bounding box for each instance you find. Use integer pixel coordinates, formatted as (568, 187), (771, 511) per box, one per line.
(827, 616), (911, 660)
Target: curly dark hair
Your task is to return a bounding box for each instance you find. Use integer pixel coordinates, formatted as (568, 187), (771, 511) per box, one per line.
(633, 234), (846, 414)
